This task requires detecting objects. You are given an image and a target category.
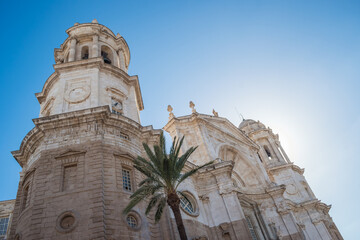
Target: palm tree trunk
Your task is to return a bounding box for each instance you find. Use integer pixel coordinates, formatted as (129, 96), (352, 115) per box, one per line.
(168, 193), (188, 240)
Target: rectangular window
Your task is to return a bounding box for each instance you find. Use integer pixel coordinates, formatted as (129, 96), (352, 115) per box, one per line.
(63, 164), (77, 191)
(22, 185), (30, 210)
(0, 217), (9, 236)
(122, 169), (132, 191)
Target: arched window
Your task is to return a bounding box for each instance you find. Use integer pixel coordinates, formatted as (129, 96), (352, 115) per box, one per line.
(81, 46), (89, 60)
(101, 45), (113, 64)
(264, 145), (272, 160)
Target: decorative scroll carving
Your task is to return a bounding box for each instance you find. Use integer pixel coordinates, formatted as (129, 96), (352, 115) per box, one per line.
(64, 85), (91, 104)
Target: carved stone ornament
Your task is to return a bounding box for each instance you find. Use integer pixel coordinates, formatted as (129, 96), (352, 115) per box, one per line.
(189, 101), (196, 113)
(285, 184), (298, 195)
(219, 222), (230, 235)
(64, 85), (91, 104)
(212, 109), (218, 117)
(167, 105), (175, 119)
(55, 210), (80, 233)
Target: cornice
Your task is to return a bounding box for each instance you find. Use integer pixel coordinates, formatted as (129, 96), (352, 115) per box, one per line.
(35, 72), (59, 104)
(284, 198), (331, 213)
(35, 58), (144, 111)
(12, 106), (161, 168)
(197, 160), (234, 176)
(265, 184), (286, 196)
(163, 113), (259, 151)
(267, 163), (304, 175)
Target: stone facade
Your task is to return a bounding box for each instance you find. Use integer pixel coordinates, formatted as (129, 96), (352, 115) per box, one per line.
(1, 20), (343, 240)
(0, 200), (15, 239)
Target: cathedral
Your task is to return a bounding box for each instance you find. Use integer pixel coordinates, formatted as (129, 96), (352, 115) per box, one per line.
(0, 20), (343, 240)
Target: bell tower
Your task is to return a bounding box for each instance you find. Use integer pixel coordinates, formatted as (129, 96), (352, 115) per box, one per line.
(9, 21), (163, 240)
(239, 119), (291, 167)
(36, 19), (143, 123)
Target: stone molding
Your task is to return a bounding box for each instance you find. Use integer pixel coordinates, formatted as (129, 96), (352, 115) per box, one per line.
(35, 58), (143, 110)
(163, 113), (259, 151)
(267, 163), (305, 175)
(12, 106), (161, 167)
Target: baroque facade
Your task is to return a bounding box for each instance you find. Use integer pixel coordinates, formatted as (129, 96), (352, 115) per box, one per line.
(1, 20), (343, 240)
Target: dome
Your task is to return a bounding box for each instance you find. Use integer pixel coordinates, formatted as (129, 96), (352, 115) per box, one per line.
(239, 119), (266, 135)
(238, 119), (256, 129)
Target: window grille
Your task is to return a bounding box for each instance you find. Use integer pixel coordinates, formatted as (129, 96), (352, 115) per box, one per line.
(0, 217), (9, 236)
(126, 215), (137, 228)
(122, 169), (132, 191)
(245, 216), (258, 240)
(180, 195), (195, 215)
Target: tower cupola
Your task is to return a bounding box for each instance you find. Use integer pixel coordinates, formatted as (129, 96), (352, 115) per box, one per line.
(35, 20), (143, 123)
(54, 19), (130, 71)
(239, 119), (291, 167)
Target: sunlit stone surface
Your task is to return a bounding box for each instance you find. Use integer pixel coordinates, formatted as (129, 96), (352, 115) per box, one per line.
(1, 21), (342, 240)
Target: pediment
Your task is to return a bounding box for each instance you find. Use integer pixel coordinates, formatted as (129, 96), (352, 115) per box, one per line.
(197, 115), (258, 149)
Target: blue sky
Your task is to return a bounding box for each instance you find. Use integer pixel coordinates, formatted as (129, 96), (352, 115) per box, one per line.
(0, 0), (359, 238)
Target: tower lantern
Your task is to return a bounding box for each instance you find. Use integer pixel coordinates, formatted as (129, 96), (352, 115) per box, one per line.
(35, 19), (143, 123)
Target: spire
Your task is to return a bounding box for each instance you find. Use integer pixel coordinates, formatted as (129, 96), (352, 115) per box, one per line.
(92, 19), (98, 24)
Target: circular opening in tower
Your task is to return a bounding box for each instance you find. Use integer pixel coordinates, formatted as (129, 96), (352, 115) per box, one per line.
(60, 215), (75, 229)
(56, 210), (79, 233)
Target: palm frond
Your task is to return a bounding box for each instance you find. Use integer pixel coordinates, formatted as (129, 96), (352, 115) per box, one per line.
(145, 194), (163, 215)
(154, 197), (167, 223)
(176, 190), (191, 205)
(123, 195), (144, 214)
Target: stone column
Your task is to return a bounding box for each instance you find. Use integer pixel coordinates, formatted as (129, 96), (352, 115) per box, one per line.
(118, 50), (126, 71)
(278, 211), (303, 239)
(92, 35), (99, 58)
(277, 141), (291, 164)
(199, 195), (220, 240)
(68, 38), (77, 62)
(270, 139), (286, 163)
(220, 191), (253, 240)
(313, 220), (332, 240)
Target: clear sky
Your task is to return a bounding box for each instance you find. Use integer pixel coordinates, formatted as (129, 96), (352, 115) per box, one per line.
(0, 0), (359, 238)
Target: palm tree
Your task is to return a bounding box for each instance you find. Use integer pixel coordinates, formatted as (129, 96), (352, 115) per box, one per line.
(123, 132), (213, 240)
